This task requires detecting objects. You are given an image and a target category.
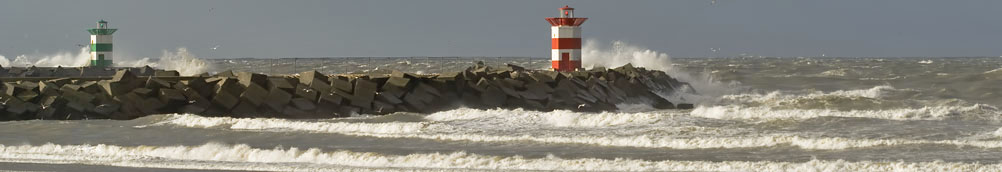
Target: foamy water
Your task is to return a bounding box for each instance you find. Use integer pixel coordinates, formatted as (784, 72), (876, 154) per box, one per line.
(1, 142), (999, 171)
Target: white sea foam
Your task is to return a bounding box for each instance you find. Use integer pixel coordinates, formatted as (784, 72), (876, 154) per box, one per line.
(0, 55), (9, 67)
(151, 114), (1002, 150)
(150, 114), (426, 134)
(0, 142), (999, 171)
(423, 108), (670, 127)
(6, 48), (91, 67)
(691, 104), (996, 121)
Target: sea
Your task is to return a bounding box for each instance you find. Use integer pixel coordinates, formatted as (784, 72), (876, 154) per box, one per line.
(1, 42), (1002, 171)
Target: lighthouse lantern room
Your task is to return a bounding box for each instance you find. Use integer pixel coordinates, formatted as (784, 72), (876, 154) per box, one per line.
(546, 6), (587, 72)
(88, 20), (117, 67)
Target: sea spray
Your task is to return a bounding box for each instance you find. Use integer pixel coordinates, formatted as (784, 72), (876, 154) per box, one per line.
(8, 47), (91, 67)
(0, 47), (211, 75)
(582, 40), (742, 103)
(0, 54), (8, 67)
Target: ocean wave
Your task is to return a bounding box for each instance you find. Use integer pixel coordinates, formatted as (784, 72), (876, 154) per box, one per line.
(145, 114), (426, 134)
(0, 142), (999, 171)
(424, 108), (672, 127)
(148, 114), (1002, 150)
(691, 104), (999, 121)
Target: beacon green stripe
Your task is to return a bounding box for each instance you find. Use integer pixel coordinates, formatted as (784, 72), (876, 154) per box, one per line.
(90, 44), (113, 52)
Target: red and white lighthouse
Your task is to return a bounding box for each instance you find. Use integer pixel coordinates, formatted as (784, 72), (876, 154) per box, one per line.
(546, 5), (588, 72)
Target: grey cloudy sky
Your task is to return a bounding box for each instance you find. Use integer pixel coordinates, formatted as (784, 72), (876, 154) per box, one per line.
(1, 0), (1000, 58)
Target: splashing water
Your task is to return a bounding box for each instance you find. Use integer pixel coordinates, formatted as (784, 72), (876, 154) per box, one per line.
(0, 55), (8, 67)
(582, 40), (742, 103)
(4, 48), (92, 67)
(119, 48), (212, 76)
(0, 47), (211, 76)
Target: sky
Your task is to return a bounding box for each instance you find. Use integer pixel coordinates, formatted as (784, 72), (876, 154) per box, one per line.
(1, 0), (1000, 58)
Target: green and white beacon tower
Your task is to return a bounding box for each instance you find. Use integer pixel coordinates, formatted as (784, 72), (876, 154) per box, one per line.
(87, 20), (117, 67)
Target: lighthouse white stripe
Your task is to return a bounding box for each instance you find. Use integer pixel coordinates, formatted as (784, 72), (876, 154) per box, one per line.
(91, 35), (113, 44)
(551, 26), (581, 38)
(551, 49), (582, 61)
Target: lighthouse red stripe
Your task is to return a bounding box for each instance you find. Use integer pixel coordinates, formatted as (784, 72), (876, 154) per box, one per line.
(551, 38), (581, 49)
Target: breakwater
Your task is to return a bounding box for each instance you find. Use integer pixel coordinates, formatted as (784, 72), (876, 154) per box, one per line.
(0, 62), (691, 120)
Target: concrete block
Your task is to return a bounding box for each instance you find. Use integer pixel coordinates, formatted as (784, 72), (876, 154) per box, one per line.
(60, 84), (81, 92)
(382, 76), (411, 97)
(132, 88), (155, 97)
(676, 103), (694, 109)
(38, 81), (60, 96)
(185, 77), (213, 97)
(576, 89), (598, 103)
(210, 90), (239, 110)
(298, 70), (329, 86)
(181, 87), (212, 108)
(239, 83), (269, 106)
(281, 105), (312, 118)
(146, 77), (171, 90)
(67, 101), (95, 113)
(330, 76), (353, 92)
(473, 78), (491, 92)
(351, 79), (377, 109)
(137, 98), (165, 115)
(375, 92), (403, 104)
(99, 81), (129, 98)
(214, 78), (246, 96)
(373, 100), (396, 114)
(480, 86), (507, 107)
(402, 92), (427, 111)
(179, 104), (206, 114)
(415, 82), (442, 97)
(111, 69), (137, 83)
(94, 104), (120, 116)
(264, 87), (293, 112)
(155, 70), (180, 77)
(267, 78), (295, 91)
(237, 72), (268, 87)
(294, 84), (318, 101)
(215, 70), (235, 78)
(532, 71), (558, 83)
(319, 92), (344, 105)
(47, 78), (72, 86)
(15, 90), (39, 102)
(39, 95), (68, 109)
(80, 81), (101, 93)
(231, 101), (259, 117)
(159, 89), (187, 106)
(290, 98), (317, 111)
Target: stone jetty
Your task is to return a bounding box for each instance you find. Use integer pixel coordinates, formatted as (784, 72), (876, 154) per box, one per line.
(0, 62), (692, 120)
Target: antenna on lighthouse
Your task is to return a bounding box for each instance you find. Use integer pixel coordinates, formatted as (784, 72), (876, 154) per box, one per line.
(545, 5), (588, 72)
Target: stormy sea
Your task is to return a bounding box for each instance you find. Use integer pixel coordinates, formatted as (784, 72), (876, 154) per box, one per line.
(1, 42), (1002, 171)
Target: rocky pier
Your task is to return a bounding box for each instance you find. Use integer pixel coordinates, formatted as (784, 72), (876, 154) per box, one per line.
(0, 62), (692, 121)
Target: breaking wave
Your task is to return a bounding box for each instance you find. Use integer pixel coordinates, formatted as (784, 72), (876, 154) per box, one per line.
(582, 40), (742, 103)
(148, 114), (1002, 150)
(0, 47), (210, 75)
(693, 85), (1001, 121)
(0, 142), (999, 171)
